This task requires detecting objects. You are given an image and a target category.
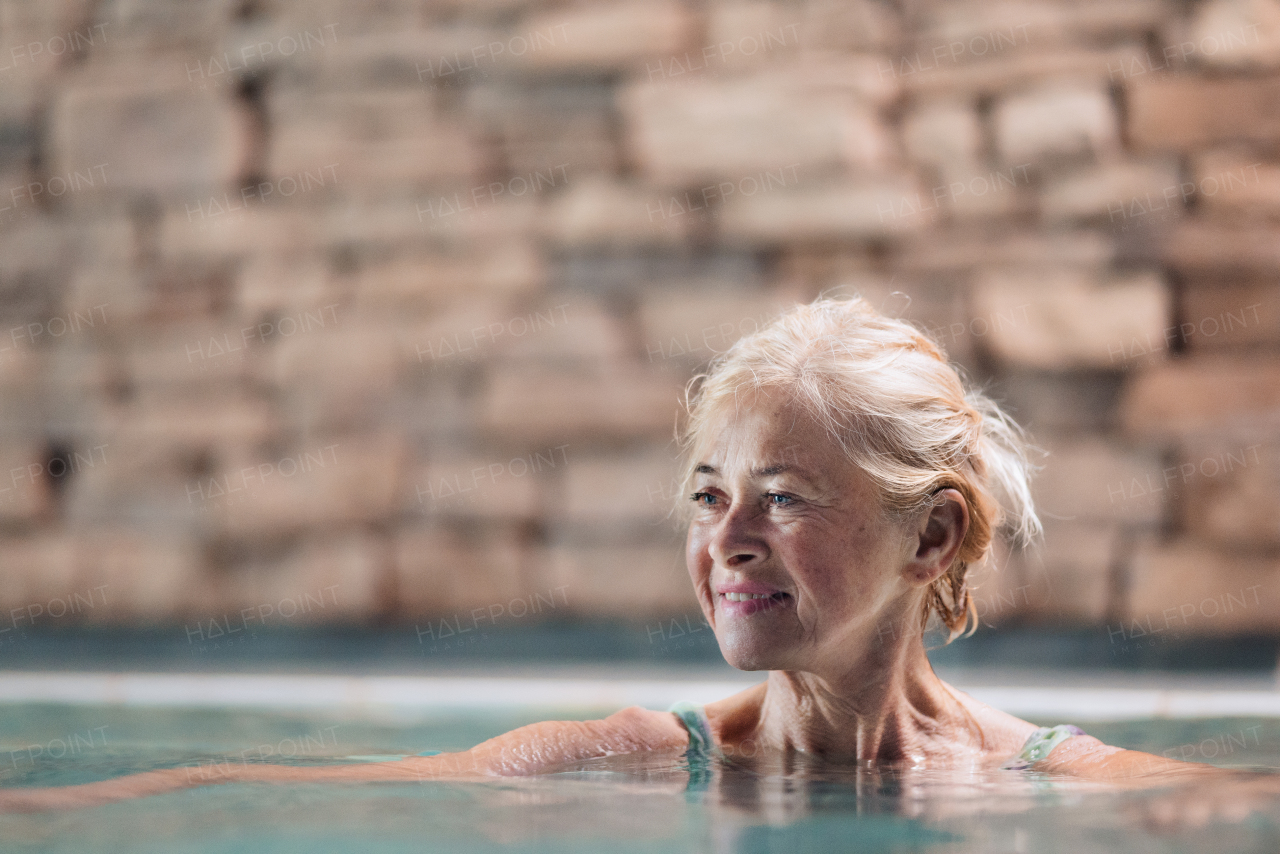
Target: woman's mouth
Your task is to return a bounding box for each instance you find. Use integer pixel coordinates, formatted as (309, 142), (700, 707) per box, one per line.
(718, 591), (791, 616)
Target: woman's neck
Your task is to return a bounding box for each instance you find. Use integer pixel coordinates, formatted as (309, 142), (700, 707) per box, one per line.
(754, 633), (974, 764)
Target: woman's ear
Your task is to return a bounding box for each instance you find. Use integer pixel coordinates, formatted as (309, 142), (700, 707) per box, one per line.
(902, 488), (969, 587)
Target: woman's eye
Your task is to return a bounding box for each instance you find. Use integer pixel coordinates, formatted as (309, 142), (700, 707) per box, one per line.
(766, 492), (795, 507)
(689, 491), (718, 506)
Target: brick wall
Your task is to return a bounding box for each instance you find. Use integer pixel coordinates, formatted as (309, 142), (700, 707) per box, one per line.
(0, 0), (1277, 644)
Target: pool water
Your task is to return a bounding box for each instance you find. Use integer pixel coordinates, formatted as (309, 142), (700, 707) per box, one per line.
(3, 704), (1280, 853)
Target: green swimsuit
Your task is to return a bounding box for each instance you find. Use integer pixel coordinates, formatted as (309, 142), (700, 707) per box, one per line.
(667, 700), (1084, 769)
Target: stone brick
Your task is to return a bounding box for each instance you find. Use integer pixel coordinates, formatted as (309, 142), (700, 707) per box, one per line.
(1155, 223), (1280, 274)
(1033, 439), (1165, 526)
(1180, 281), (1279, 350)
(1003, 520), (1115, 625)
(1184, 0), (1280, 70)
(797, 0), (900, 52)
(73, 529), (204, 622)
(91, 0), (237, 54)
(894, 229), (1115, 274)
(618, 58), (893, 183)
(971, 270), (1169, 370)
(554, 450), (684, 527)
(236, 254), (339, 319)
(539, 178), (691, 248)
(1040, 159), (1183, 223)
(409, 452), (546, 521)
(637, 287), (797, 366)
(940, 162), (1033, 221)
(1120, 356), (1280, 439)
(1126, 539), (1280, 635)
(352, 243), (543, 314)
(1192, 153), (1280, 219)
(0, 534), (80, 619)
(705, 2), (804, 73)
(393, 524), (531, 617)
(269, 29), (493, 91)
(1180, 440), (1280, 549)
(198, 534), (388, 623)
(267, 87), (479, 188)
(212, 434), (407, 538)
(49, 65), (253, 196)
(491, 299), (630, 364)
(268, 323), (401, 431)
(994, 83), (1118, 164)
(412, 193), (543, 245)
(515, 1), (693, 72)
(0, 1), (104, 83)
(901, 46), (1148, 98)
(160, 204), (321, 261)
(464, 84), (617, 176)
(717, 177), (927, 243)
(902, 100), (982, 178)
(0, 441), (55, 523)
(413, 298), (617, 368)
(100, 390), (278, 454)
(537, 542), (698, 618)
(479, 363), (686, 444)
(62, 435), (204, 534)
(124, 324), (257, 388)
(919, 1), (1167, 46)
(1127, 75), (1280, 151)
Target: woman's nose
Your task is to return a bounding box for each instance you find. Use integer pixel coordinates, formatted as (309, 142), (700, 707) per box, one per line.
(708, 504), (767, 568)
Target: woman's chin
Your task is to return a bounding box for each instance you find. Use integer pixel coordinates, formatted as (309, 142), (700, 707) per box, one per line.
(718, 634), (786, 672)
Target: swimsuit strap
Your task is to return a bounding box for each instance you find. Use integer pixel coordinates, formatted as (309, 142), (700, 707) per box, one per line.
(668, 700), (721, 759)
(1001, 724), (1085, 770)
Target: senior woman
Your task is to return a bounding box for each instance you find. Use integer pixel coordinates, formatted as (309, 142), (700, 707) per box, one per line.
(0, 296), (1262, 816)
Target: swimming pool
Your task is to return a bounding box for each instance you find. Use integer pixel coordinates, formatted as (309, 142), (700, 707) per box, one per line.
(3, 684), (1280, 854)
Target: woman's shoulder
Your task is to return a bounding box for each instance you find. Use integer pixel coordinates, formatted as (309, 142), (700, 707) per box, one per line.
(942, 683), (1091, 767)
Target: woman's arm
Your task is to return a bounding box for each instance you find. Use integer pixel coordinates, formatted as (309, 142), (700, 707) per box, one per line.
(1035, 734), (1217, 781)
(1036, 733), (1280, 829)
(0, 706), (690, 813)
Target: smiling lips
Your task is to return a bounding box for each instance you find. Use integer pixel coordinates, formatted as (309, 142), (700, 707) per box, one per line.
(716, 582), (791, 615)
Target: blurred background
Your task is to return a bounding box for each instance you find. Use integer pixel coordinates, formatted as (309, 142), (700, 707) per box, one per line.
(0, 0), (1277, 672)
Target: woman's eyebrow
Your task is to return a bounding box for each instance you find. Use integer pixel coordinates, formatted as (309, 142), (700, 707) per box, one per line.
(694, 463), (814, 481)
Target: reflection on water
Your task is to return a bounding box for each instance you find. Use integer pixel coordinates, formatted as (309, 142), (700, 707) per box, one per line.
(3, 705), (1280, 852)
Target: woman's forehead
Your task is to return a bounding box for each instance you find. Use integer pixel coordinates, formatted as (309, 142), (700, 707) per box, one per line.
(693, 397), (844, 475)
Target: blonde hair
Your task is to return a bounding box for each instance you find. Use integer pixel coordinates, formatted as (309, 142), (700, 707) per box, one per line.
(675, 295), (1042, 642)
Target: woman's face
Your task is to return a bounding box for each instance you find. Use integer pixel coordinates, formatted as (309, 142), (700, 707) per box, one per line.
(685, 388), (920, 673)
